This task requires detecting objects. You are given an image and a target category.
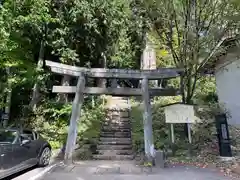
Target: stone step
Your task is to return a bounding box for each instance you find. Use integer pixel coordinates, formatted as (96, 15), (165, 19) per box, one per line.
(102, 121), (131, 125)
(103, 120), (131, 123)
(105, 118), (130, 121)
(101, 128), (131, 132)
(99, 140), (132, 145)
(100, 134), (131, 138)
(107, 118), (130, 122)
(104, 119), (131, 122)
(110, 113), (130, 118)
(107, 104), (129, 108)
(104, 120), (131, 124)
(97, 144), (132, 150)
(106, 104), (129, 108)
(102, 127), (131, 132)
(97, 149), (133, 155)
(105, 119), (130, 124)
(107, 109), (130, 112)
(102, 125), (131, 129)
(100, 132), (131, 138)
(107, 111), (130, 116)
(93, 154), (134, 160)
(108, 111), (129, 116)
(100, 137), (132, 143)
(106, 107), (130, 111)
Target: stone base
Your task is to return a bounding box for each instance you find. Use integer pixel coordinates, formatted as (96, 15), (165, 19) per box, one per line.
(154, 150), (166, 168)
(218, 156), (235, 162)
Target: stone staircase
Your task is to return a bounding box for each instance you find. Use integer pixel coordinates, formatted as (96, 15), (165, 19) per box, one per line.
(93, 96), (134, 160)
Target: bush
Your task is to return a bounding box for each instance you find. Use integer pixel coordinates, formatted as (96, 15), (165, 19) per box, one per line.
(131, 98), (178, 152)
(28, 100), (106, 150)
(131, 98), (221, 156)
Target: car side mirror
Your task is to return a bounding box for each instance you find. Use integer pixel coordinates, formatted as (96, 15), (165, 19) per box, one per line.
(21, 139), (30, 145)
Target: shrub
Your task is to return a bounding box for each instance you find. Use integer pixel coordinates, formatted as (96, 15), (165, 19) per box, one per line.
(29, 100), (106, 149)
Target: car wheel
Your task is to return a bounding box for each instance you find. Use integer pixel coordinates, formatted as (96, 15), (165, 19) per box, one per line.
(38, 147), (51, 167)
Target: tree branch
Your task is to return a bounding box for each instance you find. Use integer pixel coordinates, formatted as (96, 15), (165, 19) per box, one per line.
(197, 0), (208, 27)
(182, 0), (191, 67)
(170, 0), (181, 48)
(197, 33), (228, 72)
(162, 29), (179, 66)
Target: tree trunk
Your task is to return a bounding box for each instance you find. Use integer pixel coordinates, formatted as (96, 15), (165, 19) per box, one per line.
(3, 67), (12, 128)
(57, 75), (71, 103)
(29, 40), (45, 111)
(183, 75), (196, 138)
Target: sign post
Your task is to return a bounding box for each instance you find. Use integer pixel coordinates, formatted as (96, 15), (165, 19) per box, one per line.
(165, 104), (197, 156)
(187, 123), (192, 156)
(170, 123), (175, 144)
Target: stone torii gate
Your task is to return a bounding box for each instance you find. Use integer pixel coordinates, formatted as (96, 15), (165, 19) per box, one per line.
(46, 60), (183, 164)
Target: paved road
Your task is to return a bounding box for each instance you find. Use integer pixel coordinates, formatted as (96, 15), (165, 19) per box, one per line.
(11, 164), (57, 180)
(40, 161), (238, 180)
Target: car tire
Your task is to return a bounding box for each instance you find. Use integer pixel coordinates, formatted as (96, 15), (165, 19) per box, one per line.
(38, 146), (51, 167)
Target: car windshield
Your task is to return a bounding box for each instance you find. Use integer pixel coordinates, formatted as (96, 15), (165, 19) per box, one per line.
(0, 130), (18, 144)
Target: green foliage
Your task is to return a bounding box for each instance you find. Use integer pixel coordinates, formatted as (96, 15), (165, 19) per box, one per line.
(131, 98), (182, 151)
(143, 0), (240, 103)
(27, 100), (106, 149)
(0, 0), (145, 141)
(49, 0), (132, 65)
(78, 105), (106, 142)
(194, 76), (217, 104)
(131, 97), (221, 155)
